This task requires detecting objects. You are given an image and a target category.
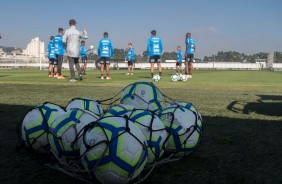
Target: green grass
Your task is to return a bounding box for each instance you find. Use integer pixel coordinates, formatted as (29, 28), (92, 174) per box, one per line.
(0, 69), (281, 184)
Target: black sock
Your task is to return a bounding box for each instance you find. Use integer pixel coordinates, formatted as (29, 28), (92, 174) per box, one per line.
(159, 72), (162, 76)
(151, 73), (154, 78)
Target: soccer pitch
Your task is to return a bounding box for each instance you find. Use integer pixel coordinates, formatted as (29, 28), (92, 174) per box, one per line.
(0, 69), (281, 184)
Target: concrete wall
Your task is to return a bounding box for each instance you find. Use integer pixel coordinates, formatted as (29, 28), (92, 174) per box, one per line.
(0, 61), (270, 70)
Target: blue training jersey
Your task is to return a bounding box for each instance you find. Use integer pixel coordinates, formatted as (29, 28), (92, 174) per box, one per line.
(54, 34), (64, 55)
(97, 38), (114, 58)
(177, 50), (183, 62)
(47, 41), (56, 59)
(186, 38), (195, 54)
(80, 45), (88, 57)
(147, 36), (163, 56)
(126, 48), (135, 60)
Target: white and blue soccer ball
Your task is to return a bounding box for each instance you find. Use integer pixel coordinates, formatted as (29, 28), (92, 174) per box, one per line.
(103, 104), (136, 117)
(80, 116), (148, 184)
(173, 101), (202, 122)
(66, 97), (103, 118)
(19, 102), (66, 153)
(48, 108), (99, 161)
(159, 104), (202, 157)
(120, 82), (164, 114)
(171, 75), (178, 82)
(179, 75), (188, 81)
(153, 74), (161, 81)
(89, 45), (94, 50)
(126, 110), (168, 164)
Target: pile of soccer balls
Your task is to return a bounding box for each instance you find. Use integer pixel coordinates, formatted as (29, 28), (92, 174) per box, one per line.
(18, 82), (203, 184)
(171, 74), (188, 82)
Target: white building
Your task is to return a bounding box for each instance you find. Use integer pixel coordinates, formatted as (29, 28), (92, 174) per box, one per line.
(0, 48), (5, 56)
(22, 37), (45, 58)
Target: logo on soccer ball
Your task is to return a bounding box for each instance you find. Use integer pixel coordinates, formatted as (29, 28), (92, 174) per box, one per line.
(89, 139), (95, 146)
(141, 90), (146, 96)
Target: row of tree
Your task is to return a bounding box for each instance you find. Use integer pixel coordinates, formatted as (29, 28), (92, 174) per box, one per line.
(203, 51), (269, 63)
(90, 49), (273, 63)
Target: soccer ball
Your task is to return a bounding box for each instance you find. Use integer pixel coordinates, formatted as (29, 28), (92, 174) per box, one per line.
(120, 82), (164, 114)
(48, 108), (99, 161)
(89, 45), (94, 50)
(180, 75), (188, 81)
(173, 101), (202, 122)
(19, 102), (65, 153)
(159, 104), (202, 157)
(171, 75), (178, 82)
(66, 97), (103, 118)
(126, 110), (168, 164)
(103, 104), (136, 117)
(153, 74), (161, 81)
(80, 116), (148, 184)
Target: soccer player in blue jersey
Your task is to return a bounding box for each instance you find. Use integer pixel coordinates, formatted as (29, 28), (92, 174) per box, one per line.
(47, 36), (56, 77)
(185, 32), (196, 78)
(176, 46), (183, 75)
(54, 28), (65, 79)
(147, 30), (163, 79)
(80, 40), (88, 75)
(97, 32), (114, 80)
(47, 36), (57, 77)
(125, 43), (135, 75)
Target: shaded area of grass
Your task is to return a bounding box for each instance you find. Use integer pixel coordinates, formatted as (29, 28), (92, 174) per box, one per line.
(1, 103), (281, 184)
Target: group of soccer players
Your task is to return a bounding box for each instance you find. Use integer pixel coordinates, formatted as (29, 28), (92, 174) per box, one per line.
(47, 28), (65, 79)
(47, 19), (196, 82)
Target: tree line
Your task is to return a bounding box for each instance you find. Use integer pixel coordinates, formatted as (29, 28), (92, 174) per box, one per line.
(89, 49), (276, 63)
(203, 51), (269, 63)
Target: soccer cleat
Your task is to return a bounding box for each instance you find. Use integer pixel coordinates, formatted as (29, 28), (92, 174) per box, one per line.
(54, 74), (58, 78)
(57, 75), (65, 79)
(190, 75), (192, 78)
(48, 74), (52, 77)
(69, 79), (76, 82)
(79, 75), (83, 81)
(131, 73), (134, 75)
(100, 76), (104, 80)
(126, 73), (130, 75)
(106, 76), (111, 80)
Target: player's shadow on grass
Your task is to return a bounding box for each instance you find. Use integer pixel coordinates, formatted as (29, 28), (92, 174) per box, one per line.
(0, 75), (10, 78)
(227, 94), (282, 117)
(148, 115), (282, 184)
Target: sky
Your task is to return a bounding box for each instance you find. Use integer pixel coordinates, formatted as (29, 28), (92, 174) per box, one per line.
(0, 0), (281, 58)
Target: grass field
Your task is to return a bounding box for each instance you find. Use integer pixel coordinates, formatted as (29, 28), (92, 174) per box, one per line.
(0, 69), (281, 184)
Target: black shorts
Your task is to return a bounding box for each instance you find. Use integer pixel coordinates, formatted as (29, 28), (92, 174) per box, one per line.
(127, 59), (134, 66)
(185, 54), (194, 63)
(176, 61), (182, 66)
(49, 59), (57, 65)
(81, 56), (87, 63)
(99, 57), (110, 64)
(149, 56), (161, 63)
